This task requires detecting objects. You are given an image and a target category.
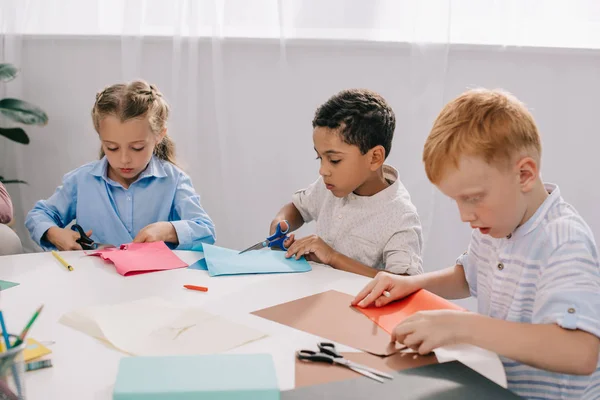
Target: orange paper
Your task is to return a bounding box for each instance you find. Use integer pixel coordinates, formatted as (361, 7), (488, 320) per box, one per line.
(87, 241), (188, 276)
(356, 289), (465, 334)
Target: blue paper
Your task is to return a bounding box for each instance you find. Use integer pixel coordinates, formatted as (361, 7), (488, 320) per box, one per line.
(113, 354), (280, 400)
(190, 242), (205, 252)
(188, 244), (311, 276)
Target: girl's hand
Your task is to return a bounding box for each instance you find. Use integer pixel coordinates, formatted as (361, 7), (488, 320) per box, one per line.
(134, 222), (178, 244)
(46, 226), (92, 251)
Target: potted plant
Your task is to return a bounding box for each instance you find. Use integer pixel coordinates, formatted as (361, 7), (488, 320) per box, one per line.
(0, 63), (48, 184)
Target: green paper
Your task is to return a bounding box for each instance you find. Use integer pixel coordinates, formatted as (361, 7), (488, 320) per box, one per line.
(114, 354), (280, 400)
(0, 280), (19, 291)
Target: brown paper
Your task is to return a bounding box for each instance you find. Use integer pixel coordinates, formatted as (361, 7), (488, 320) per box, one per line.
(295, 351), (439, 388)
(251, 290), (404, 356)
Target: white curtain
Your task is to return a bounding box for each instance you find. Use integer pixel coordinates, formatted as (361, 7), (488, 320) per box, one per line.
(1, 2), (600, 306)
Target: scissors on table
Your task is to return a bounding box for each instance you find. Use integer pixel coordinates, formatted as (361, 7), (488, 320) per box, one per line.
(297, 342), (394, 383)
(71, 224), (115, 250)
(239, 220), (291, 254)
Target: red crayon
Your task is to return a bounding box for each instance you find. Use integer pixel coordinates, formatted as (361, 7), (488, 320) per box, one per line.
(184, 285), (208, 292)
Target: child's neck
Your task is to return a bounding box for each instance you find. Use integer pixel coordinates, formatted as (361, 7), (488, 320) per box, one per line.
(107, 166), (140, 190)
(518, 179), (549, 228)
(353, 168), (390, 197)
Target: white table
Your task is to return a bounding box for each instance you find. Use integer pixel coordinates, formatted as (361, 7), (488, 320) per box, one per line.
(0, 251), (506, 399)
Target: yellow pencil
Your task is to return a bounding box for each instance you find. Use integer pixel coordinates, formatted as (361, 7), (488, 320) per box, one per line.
(51, 251), (73, 271)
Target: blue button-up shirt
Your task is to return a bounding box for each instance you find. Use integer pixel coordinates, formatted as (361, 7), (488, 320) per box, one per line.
(26, 156), (216, 251)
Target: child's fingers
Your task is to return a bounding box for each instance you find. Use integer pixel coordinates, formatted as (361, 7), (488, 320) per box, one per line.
(64, 231), (83, 250)
(285, 237), (304, 258)
(400, 331), (422, 348)
(391, 331), (408, 346)
(133, 231), (147, 243)
(417, 340), (435, 356)
(284, 243), (295, 258)
(305, 253), (317, 262)
(66, 240), (83, 251)
(357, 280), (390, 308)
(352, 279), (378, 306)
(296, 244), (309, 260)
(283, 234), (295, 248)
(293, 239), (313, 260)
(391, 322), (415, 344)
(278, 220), (289, 232)
(374, 293), (396, 308)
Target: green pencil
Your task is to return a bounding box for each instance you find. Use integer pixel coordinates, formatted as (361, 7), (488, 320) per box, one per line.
(13, 305), (43, 348)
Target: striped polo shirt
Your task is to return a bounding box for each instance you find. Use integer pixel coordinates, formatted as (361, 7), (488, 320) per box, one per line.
(457, 183), (600, 399)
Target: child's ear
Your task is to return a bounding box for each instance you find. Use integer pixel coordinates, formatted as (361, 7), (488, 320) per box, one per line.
(157, 128), (167, 143)
(517, 156), (539, 192)
(369, 145), (386, 171)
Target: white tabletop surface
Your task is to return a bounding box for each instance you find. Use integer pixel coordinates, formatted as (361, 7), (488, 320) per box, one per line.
(0, 250), (506, 399)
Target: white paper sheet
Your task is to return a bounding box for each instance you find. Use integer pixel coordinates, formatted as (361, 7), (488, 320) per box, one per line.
(435, 344), (508, 388)
(59, 297), (267, 356)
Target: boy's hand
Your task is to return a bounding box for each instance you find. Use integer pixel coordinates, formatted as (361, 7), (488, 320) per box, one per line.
(134, 222), (178, 244)
(285, 234), (336, 264)
(352, 272), (419, 308)
(391, 310), (472, 355)
(269, 220), (295, 250)
(46, 226), (92, 251)
(270, 220), (289, 236)
(281, 233), (295, 250)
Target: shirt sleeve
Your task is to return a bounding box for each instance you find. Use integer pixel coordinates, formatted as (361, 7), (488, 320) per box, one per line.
(456, 231), (478, 297)
(25, 170), (79, 250)
(291, 177), (325, 223)
(170, 172), (216, 250)
(533, 239), (600, 337)
(0, 182), (13, 224)
(383, 211), (424, 275)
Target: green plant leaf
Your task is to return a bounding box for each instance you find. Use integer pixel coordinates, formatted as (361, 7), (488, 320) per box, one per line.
(0, 64), (18, 82)
(0, 127), (29, 144)
(0, 98), (48, 125)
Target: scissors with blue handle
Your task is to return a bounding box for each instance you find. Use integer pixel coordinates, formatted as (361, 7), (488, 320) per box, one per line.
(71, 224), (115, 250)
(297, 342), (393, 383)
(239, 220), (291, 254)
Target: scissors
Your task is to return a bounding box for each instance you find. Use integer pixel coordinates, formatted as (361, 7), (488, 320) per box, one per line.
(239, 220), (291, 254)
(71, 224), (115, 250)
(297, 342), (394, 383)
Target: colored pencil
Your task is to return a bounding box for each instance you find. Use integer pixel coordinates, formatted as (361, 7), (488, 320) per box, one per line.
(184, 285), (208, 292)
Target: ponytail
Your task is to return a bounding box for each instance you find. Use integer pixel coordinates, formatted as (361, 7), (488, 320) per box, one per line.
(154, 134), (178, 166)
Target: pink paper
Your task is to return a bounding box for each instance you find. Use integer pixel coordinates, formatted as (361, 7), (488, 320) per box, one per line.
(86, 241), (188, 276)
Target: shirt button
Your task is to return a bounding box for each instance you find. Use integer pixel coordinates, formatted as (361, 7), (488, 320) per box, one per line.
(338, 215), (342, 219)
(568, 308), (576, 314)
(127, 197), (131, 201)
(497, 262), (504, 271)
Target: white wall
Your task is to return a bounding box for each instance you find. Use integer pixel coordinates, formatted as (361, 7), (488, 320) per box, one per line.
(1, 37), (599, 286)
